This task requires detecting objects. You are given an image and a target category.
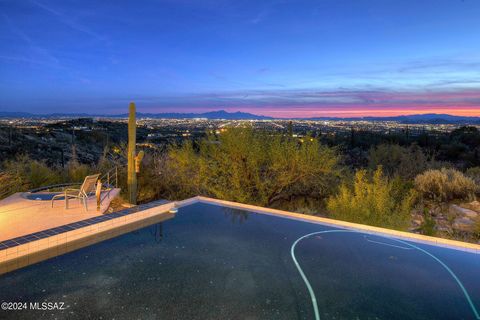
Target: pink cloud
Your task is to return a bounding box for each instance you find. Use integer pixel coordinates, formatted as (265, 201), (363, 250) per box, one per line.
(136, 88), (480, 118)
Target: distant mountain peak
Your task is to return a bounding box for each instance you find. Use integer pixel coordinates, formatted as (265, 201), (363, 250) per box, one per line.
(135, 110), (273, 120)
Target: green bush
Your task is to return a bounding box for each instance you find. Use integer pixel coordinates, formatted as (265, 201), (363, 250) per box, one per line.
(1, 155), (62, 193)
(136, 152), (167, 203)
(164, 127), (342, 207)
(474, 218), (480, 240)
(419, 208), (436, 236)
(368, 143), (428, 180)
(67, 162), (92, 183)
(0, 154), (97, 199)
(466, 167), (480, 185)
(327, 166), (416, 229)
(414, 168), (477, 201)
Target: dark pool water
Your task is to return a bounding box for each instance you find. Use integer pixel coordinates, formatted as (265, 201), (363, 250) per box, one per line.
(0, 202), (479, 320)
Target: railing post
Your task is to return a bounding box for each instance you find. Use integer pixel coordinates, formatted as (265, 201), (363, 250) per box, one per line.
(115, 167), (118, 188)
(96, 179), (102, 210)
(107, 172), (110, 187)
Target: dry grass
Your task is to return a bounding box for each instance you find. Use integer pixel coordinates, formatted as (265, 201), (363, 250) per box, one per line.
(414, 168), (477, 202)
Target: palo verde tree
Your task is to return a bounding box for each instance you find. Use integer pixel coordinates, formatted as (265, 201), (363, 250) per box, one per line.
(327, 166), (417, 229)
(165, 126), (342, 209)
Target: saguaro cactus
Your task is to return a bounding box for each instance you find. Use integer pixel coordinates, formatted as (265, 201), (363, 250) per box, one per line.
(128, 102), (138, 204)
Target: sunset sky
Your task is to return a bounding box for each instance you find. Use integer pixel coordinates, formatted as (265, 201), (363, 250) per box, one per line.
(1, 0), (479, 118)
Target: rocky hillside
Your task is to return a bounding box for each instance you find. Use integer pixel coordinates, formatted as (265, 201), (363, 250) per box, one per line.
(411, 201), (480, 243)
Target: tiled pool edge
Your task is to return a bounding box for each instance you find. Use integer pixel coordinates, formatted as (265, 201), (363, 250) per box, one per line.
(0, 200), (175, 274)
(189, 196), (480, 254)
(0, 199), (171, 250)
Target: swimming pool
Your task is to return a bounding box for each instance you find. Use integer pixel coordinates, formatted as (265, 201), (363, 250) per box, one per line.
(21, 183), (81, 201)
(0, 202), (479, 319)
(22, 192), (63, 201)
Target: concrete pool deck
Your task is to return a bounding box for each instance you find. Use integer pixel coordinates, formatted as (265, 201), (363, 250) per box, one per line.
(0, 195), (479, 275)
(0, 189), (120, 241)
(0, 199), (174, 274)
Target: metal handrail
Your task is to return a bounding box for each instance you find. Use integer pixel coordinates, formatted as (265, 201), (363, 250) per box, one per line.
(99, 166), (119, 205)
(99, 166), (118, 189)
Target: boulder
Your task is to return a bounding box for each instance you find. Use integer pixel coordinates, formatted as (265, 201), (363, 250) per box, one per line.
(411, 214), (424, 226)
(436, 225), (452, 233)
(452, 217), (475, 232)
(449, 204), (478, 219)
(465, 200), (480, 212)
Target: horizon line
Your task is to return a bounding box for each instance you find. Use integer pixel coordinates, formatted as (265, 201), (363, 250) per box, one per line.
(2, 110), (480, 120)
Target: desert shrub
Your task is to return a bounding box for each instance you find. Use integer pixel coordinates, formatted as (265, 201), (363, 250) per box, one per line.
(136, 152), (168, 203)
(1, 155), (62, 193)
(161, 141), (203, 200)
(164, 127), (342, 207)
(0, 153), (110, 200)
(420, 207), (436, 236)
(66, 144), (93, 182)
(466, 167), (480, 185)
(368, 143), (428, 180)
(67, 162), (91, 182)
(327, 166), (416, 229)
(420, 218), (436, 236)
(414, 168), (477, 201)
(474, 218), (480, 240)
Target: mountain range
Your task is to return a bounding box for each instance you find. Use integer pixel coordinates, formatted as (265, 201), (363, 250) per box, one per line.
(0, 110), (272, 120)
(1, 110), (480, 124)
(307, 113), (480, 124)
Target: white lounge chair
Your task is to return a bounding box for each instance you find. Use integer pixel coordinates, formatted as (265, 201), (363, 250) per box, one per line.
(51, 174), (100, 210)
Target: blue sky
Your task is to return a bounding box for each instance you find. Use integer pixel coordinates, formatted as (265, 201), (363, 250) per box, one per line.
(1, 0), (479, 117)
